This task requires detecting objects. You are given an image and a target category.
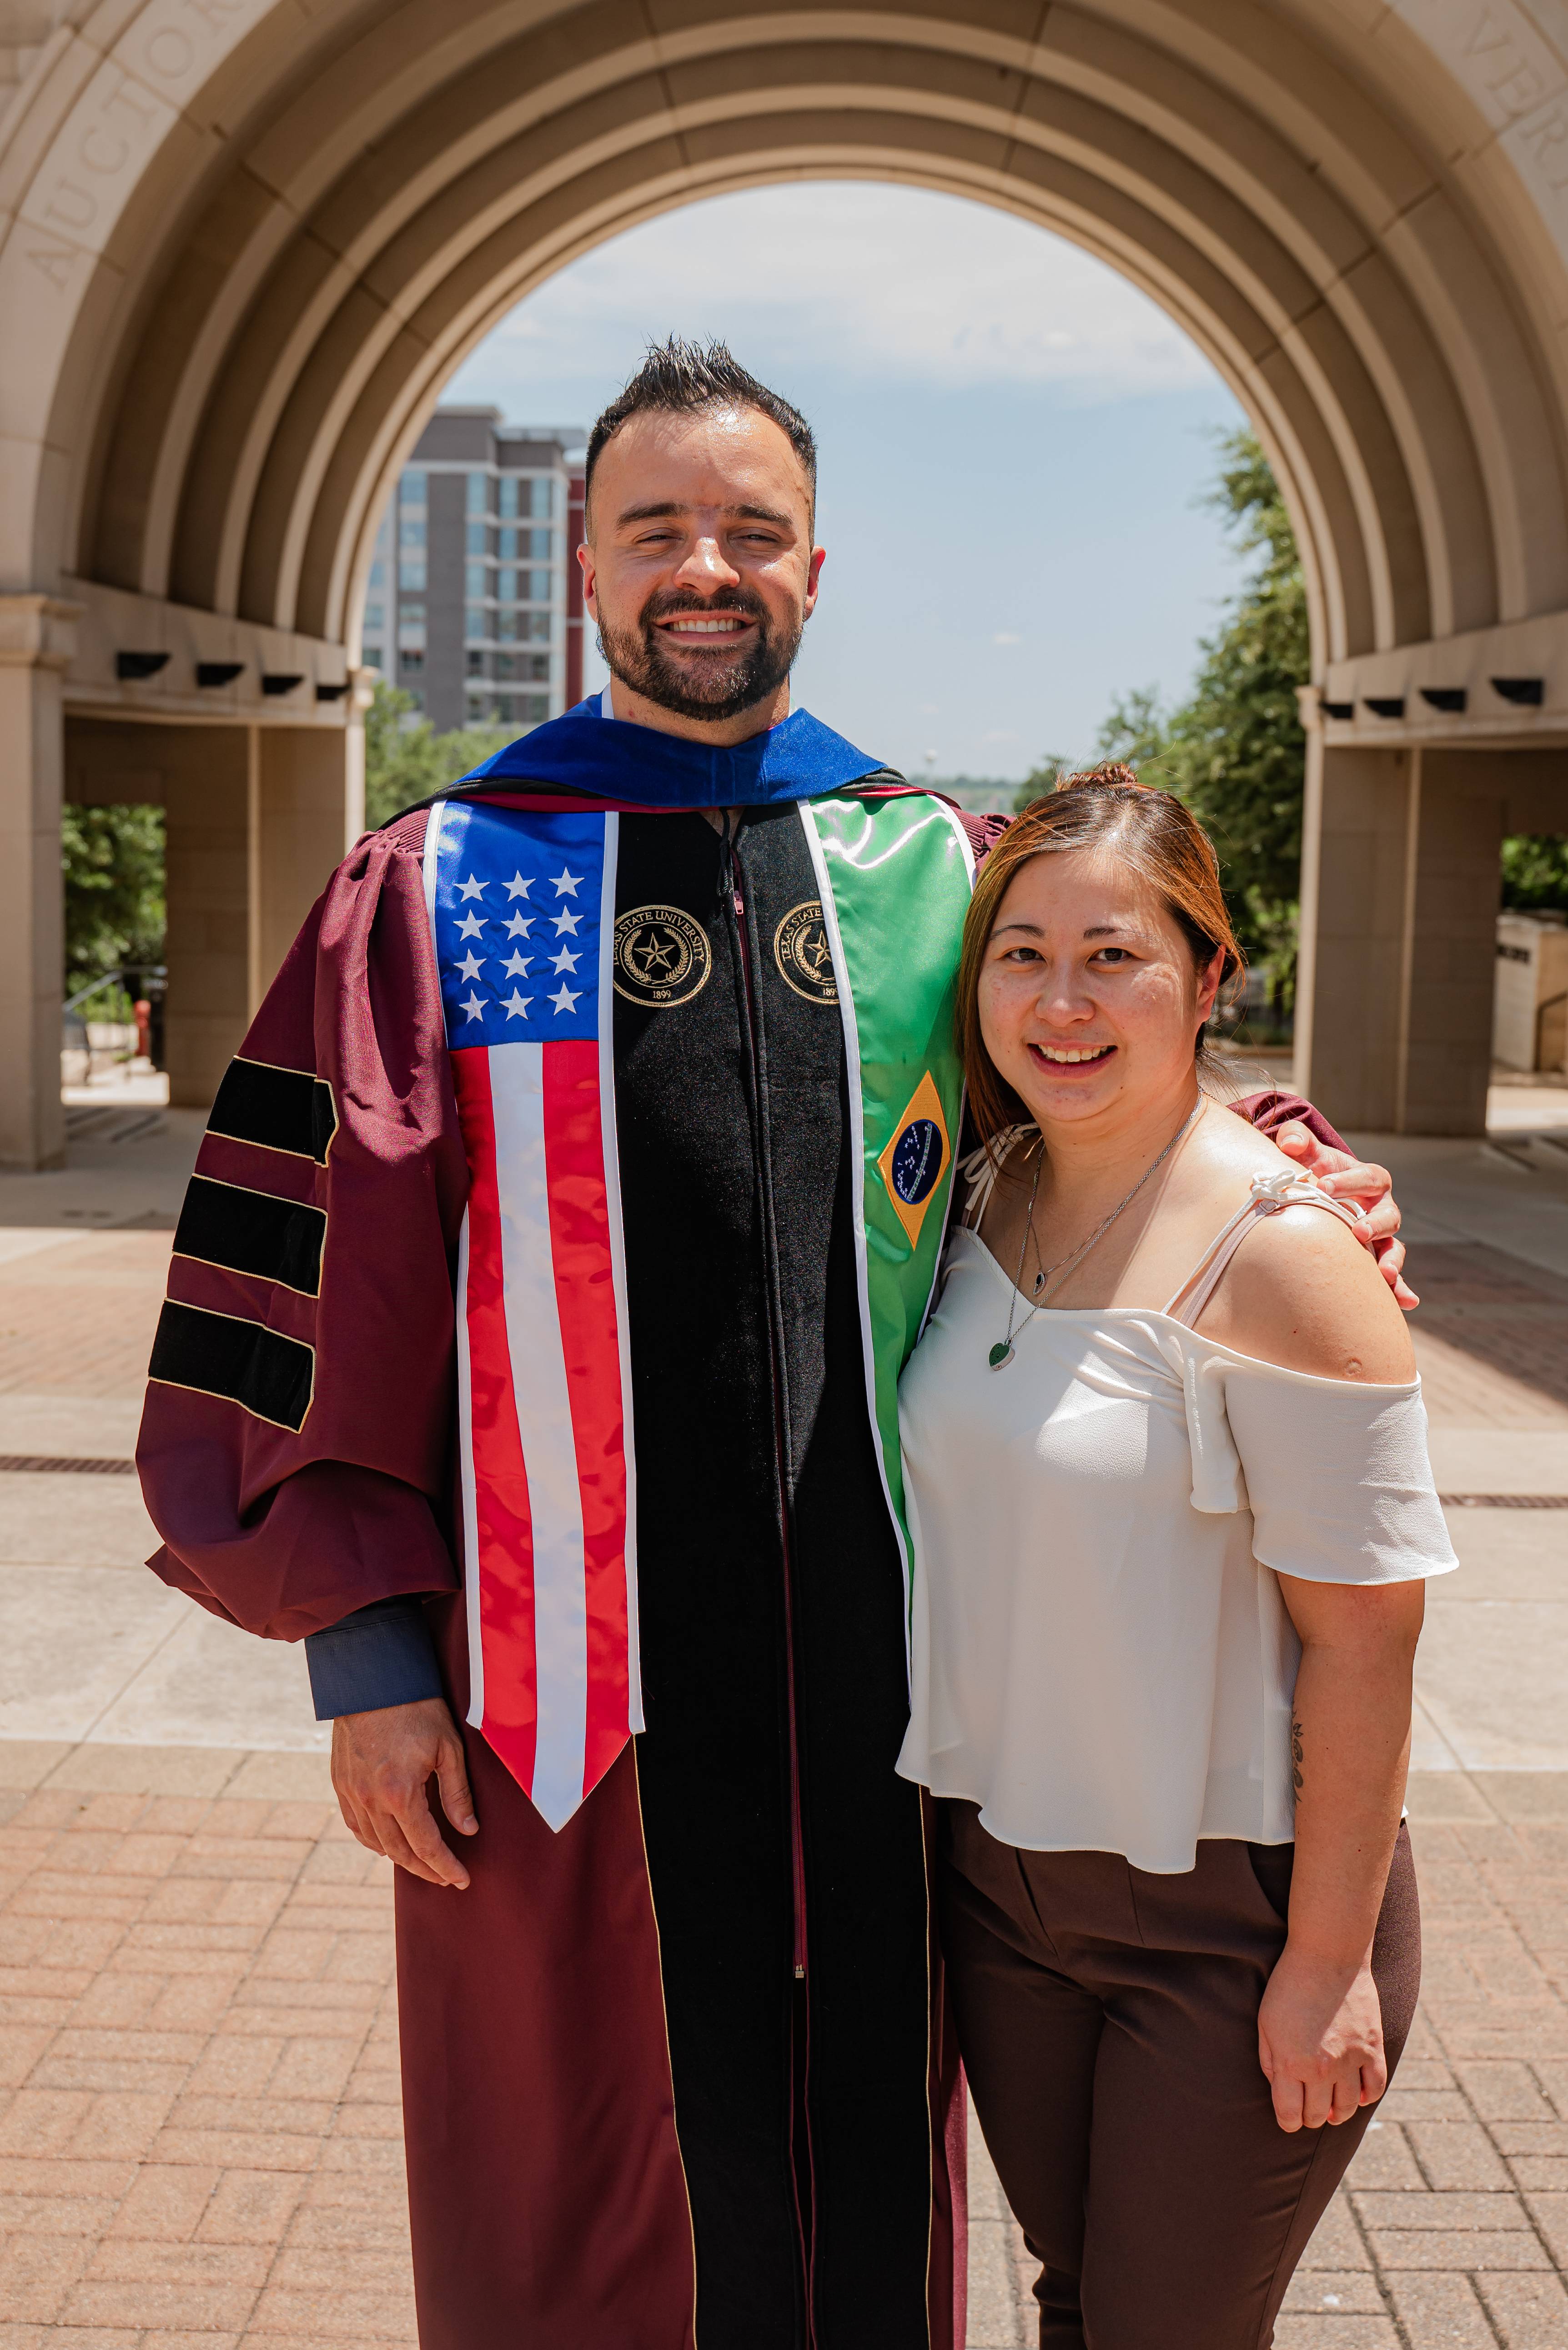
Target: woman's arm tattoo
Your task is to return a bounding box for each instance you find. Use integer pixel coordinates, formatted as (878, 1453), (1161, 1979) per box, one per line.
(1291, 1714), (1305, 1794)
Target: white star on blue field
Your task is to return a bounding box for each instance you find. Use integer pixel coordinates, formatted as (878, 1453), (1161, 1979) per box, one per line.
(432, 808), (604, 1046)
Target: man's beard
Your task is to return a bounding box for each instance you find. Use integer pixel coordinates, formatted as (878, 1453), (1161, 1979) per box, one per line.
(597, 589), (803, 724)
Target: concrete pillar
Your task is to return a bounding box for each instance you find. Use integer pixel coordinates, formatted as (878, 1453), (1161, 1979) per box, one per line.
(163, 727), (255, 1110)
(1398, 753), (1507, 1136)
(65, 717), (359, 1112)
(1295, 739), (1415, 1132)
(252, 723), (363, 1008)
(1297, 740), (1506, 1136)
(0, 596), (77, 1170)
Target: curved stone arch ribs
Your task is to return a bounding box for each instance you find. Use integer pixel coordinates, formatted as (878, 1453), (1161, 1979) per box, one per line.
(305, 139), (1357, 678)
(1035, 7), (1491, 644)
(8, 0), (1568, 658)
(1386, 0), (1568, 611)
(0, 0), (281, 587)
(217, 26), (1422, 648)
(197, 14), (680, 618)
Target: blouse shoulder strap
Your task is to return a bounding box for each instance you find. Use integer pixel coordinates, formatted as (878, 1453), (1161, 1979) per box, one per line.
(1164, 1171), (1363, 1330)
(956, 1125), (1036, 1230)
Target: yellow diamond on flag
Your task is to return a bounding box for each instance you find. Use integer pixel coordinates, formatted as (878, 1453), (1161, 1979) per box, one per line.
(876, 1070), (953, 1250)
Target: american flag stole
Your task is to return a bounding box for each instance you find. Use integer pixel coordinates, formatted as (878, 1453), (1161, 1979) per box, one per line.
(424, 790), (971, 1828)
(424, 800), (638, 1831)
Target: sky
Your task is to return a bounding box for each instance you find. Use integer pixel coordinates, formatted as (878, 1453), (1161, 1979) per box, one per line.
(444, 182), (1249, 784)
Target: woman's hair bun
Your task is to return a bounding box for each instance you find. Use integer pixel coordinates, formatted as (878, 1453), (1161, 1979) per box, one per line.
(1053, 761), (1146, 794)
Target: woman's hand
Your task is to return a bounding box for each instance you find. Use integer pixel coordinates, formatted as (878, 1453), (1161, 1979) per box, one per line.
(1258, 1943), (1387, 2130)
(1270, 1121), (1417, 1308)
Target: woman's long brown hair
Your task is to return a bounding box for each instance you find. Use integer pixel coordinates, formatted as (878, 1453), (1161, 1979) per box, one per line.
(955, 765), (1245, 1148)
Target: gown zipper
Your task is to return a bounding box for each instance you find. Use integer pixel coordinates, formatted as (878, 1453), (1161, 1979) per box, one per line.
(721, 815), (819, 2348)
(724, 826), (809, 1985)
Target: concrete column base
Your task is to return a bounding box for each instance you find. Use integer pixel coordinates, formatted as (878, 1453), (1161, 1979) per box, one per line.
(0, 597), (79, 1170)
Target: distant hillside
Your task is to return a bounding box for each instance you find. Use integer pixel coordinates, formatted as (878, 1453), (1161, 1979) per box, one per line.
(922, 776), (1019, 814)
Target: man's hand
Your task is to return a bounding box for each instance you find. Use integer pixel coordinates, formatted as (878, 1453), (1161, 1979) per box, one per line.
(1271, 1121), (1418, 1309)
(332, 1697), (478, 1888)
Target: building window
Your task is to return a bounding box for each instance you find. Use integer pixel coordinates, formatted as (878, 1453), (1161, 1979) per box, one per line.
(364, 603), (384, 630)
(399, 519), (425, 547)
(497, 651), (552, 683)
(402, 471), (427, 505)
(369, 558), (386, 588)
(398, 601), (425, 623)
(497, 611), (552, 643)
(467, 472), (490, 514)
(496, 527), (516, 561)
(466, 522), (490, 556)
(398, 560), (426, 591)
(466, 649), (486, 676)
(400, 649), (425, 674)
(498, 476), (520, 520)
(530, 480), (554, 520)
(362, 648), (383, 669)
(465, 562), (487, 597)
(465, 607), (487, 641)
(527, 529), (554, 561)
(520, 570), (552, 604)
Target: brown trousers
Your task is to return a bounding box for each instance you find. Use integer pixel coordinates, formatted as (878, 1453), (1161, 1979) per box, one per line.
(938, 1808), (1421, 2350)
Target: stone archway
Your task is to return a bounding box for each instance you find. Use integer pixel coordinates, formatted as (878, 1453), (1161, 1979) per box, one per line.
(5, 0), (1568, 1161)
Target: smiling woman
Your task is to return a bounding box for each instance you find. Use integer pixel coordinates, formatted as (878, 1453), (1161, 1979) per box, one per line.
(897, 763), (1453, 2347)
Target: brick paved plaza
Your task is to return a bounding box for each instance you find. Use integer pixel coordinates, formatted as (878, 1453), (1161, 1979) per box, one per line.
(0, 1097), (1564, 2347)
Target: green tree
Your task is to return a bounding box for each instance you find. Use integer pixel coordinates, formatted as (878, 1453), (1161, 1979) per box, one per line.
(1095, 429), (1310, 1003)
(363, 680), (513, 831)
(62, 804), (166, 994)
(1500, 834), (1568, 912)
(1033, 431), (1568, 1009)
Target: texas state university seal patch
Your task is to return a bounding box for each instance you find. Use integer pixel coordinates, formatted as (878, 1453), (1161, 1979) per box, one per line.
(773, 900), (838, 1003)
(613, 905), (713, 1006)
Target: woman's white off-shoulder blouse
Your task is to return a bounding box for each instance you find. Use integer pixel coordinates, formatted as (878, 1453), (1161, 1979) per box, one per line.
(895, 1222), (1457, 1874)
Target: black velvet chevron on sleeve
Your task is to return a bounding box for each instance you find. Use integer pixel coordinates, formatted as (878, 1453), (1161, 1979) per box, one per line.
(147, 1300), (316, 1432)
(207, 1058), (338, 1163)
(173, 1175), (326, 1296)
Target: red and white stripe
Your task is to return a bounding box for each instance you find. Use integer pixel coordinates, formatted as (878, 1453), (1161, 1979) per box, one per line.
(439, 814), (639, 1829)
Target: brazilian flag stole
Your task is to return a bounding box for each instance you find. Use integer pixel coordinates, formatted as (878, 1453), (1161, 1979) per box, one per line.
(799, 792), (975, 1636)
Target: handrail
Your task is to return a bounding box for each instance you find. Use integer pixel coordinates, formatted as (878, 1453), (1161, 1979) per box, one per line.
(62, 964), (166, 1019)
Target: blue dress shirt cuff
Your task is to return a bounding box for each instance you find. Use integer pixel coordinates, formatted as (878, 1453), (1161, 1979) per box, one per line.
(304, 1597), (444, 1720)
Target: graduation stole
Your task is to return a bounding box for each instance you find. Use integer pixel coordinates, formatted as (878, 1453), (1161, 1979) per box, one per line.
(424, 789), (972, 1829)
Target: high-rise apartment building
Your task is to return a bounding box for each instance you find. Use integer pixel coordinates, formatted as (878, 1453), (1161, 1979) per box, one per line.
(359, 407), (587, 734)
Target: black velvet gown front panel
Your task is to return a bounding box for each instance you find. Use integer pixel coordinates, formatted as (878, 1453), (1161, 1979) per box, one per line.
(613, 807), (935, 2350)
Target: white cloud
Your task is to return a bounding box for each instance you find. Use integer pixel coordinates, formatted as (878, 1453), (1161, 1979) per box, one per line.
(450, 182), (1210, 407)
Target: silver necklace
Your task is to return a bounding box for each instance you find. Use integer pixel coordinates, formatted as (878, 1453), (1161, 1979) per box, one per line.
(988, 1100), (1204, 1369)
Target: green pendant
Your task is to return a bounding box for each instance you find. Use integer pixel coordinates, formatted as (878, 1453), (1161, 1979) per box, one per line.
(988, 1341), (1014, 1369)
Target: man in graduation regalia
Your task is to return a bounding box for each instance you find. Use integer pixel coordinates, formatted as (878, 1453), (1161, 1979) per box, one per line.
(136, 342), (1408, 2350)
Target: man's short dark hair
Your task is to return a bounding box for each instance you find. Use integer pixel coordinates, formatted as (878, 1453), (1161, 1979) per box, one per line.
(585, 338), (816, 507)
